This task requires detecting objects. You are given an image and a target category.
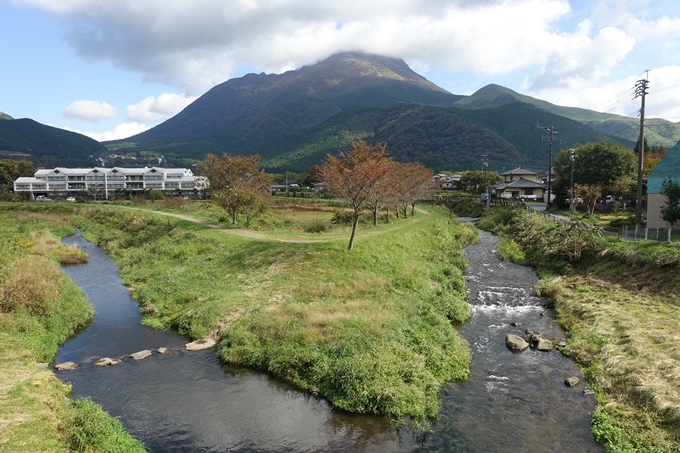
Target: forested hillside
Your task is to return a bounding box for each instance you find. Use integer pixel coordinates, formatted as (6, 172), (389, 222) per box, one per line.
(0, 119), (106, 167)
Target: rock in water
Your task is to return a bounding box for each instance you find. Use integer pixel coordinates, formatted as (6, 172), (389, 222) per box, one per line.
(54, 362), (78, 371)
(96, 357), (122, 367)
(505, 334), (529, 352)
(130, 350), (152, 360)
(157, 347), (169, 354)
(537, 338), (554, 352)
(185, 338), (217, 351)
(565, 376), (581, 387)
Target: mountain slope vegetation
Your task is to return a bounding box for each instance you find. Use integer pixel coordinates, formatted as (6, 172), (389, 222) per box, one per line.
(0, 119), (106, 167)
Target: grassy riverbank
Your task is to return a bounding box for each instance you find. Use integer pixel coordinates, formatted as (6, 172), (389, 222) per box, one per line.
(0, 205), (145, 452)
(80, 203), (477, 420)
(478, 207), (680, 452)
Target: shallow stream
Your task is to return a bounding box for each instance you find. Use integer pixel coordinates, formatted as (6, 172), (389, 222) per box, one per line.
(55, 228), (601, 452)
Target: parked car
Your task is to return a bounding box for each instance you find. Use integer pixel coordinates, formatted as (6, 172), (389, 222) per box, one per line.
(66, 197), (76, 202)
(35, 195), (52, 202)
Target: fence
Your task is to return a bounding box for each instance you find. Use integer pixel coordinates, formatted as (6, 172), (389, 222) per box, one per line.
(620, 226), (680, 244)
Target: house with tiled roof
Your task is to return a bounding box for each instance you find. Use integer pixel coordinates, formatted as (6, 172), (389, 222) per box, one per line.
(647, 141), (680, 227)
(491, 166), (546, 200)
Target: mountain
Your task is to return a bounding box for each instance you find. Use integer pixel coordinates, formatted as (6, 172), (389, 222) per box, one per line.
(454, 84), (680, 148)
(0, 111), (13, 121)
(105, 52), (638, 172)
(110, 52), (461, 154)
(0, 118), (107, 167)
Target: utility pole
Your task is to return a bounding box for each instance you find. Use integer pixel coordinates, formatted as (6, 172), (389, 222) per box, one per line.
(482, 152), (489, 206)
(532, 122), (558, 209)
(634, 77), (649, 228)
(569, 148), (576, 211)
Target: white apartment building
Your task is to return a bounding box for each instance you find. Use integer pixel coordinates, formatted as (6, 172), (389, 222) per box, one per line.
(13, 167), (207, 196)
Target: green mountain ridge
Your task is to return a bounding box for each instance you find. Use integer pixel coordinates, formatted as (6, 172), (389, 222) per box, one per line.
(455, 84), (680, 148)
(0, 111), (13, 121)
(0, 118), (106, 167)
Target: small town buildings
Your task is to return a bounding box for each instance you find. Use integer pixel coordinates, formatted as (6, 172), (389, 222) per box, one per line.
(13, 166), (206, 197)
(432, 173), (460, 190)
(647, 141), (680, 227)
(491, 166), (546, 200)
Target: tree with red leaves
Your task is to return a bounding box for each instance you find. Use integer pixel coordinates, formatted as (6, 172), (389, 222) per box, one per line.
(321, 141), (393, 250)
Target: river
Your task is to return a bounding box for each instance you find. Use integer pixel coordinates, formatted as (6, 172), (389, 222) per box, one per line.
(55, 228), (601, 452)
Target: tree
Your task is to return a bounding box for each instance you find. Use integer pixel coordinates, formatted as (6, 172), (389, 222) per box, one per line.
(320, 141), (393, 250)
(575, 183), (603, 215)
(197, 154), (272, 225)
(458, 170), (501, 194)
(363, 160), (398, 226)
(553, 142), (636, 195)
(611, 175), (637, 209)
(0, 159), (35, 193)
(391, 162), (435, 217)
(660, 178), (680, 226)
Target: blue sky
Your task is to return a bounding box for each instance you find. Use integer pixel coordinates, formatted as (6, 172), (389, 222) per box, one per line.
(1, 0), (680, 142)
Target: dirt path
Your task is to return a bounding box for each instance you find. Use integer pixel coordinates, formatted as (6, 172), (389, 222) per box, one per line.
(118, 206), (430, 244)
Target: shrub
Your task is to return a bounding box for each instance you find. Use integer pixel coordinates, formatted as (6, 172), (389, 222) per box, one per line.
(302, 218), (331, 233)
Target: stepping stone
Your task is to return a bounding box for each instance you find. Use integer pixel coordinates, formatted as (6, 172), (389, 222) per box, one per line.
(185, 338), (217, 351)
(96, 357), (122, 367)
(55, 362), (78, 371)
(130, 350), (152, 360)
(157, 347), (169, 354)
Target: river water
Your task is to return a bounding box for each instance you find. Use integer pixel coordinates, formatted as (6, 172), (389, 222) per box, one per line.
(55, 228), (601, 452)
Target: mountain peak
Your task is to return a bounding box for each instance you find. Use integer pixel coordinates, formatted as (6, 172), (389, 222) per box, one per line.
(0, 111), (13, 120)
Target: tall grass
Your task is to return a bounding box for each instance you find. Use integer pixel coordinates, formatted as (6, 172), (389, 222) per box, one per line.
(81, 205), (478, 420)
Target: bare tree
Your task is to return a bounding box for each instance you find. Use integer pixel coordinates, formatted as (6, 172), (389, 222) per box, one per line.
(321, 141), (393, 250)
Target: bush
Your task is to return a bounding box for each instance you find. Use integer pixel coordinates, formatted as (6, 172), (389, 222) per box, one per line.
(302, 218), (331, 233)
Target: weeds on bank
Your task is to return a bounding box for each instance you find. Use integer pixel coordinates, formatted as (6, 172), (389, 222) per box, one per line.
(479, 206), (680, 452)
(0, 205), (145, 452)
(81, 205), (477, 420)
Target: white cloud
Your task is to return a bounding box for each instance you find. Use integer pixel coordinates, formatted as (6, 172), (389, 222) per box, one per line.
(125, 93), (197, 123)
(67, 122), (150, 142)
(13, 0), (575, 94)
(63, 100), (118, 122)
(12, 0), (680, 122)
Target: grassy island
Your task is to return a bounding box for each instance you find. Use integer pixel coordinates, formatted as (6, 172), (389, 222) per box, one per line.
(77, 201), (477, 420)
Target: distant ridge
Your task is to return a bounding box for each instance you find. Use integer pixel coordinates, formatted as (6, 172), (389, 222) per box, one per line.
(454, 84), (680, 148)
(0, 111), (13, 121)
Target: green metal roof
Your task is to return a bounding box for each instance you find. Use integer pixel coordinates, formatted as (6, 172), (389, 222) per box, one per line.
(648, 140), (680, 194)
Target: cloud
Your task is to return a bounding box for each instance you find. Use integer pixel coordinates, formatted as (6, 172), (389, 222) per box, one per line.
(125, 93), (198, 123)
(14, 0), (576, 94)
(63, 100), (118, 122)
(67, 121), (150, 141)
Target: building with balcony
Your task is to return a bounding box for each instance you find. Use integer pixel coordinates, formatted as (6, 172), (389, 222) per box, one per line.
(13, 167), (207, 197)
